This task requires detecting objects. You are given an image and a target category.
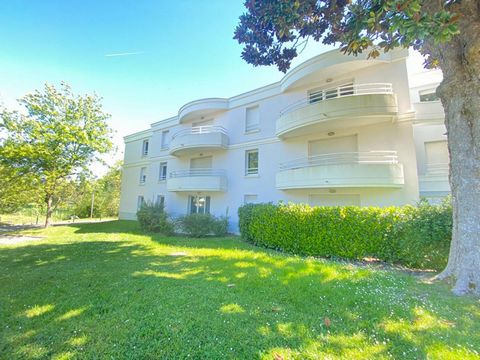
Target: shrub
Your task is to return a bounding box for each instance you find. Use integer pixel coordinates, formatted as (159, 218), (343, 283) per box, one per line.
(136, 202), (174, 235)
(237, 201), (452, 270)
(177, 213), (229, 237)
(391, 198), (452, 270)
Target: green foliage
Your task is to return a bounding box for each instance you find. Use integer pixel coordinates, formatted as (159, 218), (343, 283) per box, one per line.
(72, 161), (122, 218)
(136, 202), (174, 235)
(0, 82), (113, 225)
(234, 1), (460, 71)
(392, 198), (453, 270)
(238, 201), (452, 270)
(0, 165), (42, 213)
(177, 213), (229, 238)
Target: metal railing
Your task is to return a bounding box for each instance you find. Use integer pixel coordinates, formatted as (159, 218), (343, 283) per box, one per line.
(169, 168), (227, 178)
(280, 83), (394, 116)
(279, 151), (398, 171)
(172, 126), (227, 140)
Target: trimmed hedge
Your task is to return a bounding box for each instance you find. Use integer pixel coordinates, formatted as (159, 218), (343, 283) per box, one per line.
(238, 200), (452, 270)
(177, 213), (229, 237)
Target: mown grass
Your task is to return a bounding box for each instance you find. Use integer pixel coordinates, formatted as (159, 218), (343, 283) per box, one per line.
(0, 220), (478, 359)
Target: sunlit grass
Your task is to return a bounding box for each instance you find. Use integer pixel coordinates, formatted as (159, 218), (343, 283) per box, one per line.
(0, 220), (478, 359)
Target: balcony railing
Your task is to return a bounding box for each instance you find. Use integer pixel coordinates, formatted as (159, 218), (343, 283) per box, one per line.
(280, 83), (394, 116)
(279, 151), (398, 171)
(169, 168), (227, 178)
(171, 126), (227, 140)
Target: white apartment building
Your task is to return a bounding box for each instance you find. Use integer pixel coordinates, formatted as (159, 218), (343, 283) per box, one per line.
(119, 48), (449, 231)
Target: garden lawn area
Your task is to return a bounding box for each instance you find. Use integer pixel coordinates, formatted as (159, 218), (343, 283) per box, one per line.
(0, 221), (479, 359)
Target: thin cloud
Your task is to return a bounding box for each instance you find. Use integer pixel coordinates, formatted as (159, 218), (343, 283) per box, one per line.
(104, 51), (145, 57)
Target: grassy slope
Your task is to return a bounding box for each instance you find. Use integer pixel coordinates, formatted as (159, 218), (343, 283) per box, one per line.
(0, 221), (478, 359)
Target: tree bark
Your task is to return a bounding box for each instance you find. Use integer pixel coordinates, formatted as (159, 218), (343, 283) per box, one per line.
(45, 194), (53, 228)
(425, 0), (480, 295)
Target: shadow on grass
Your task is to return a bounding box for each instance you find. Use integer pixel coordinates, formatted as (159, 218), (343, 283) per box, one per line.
(0, 220), (478, 359)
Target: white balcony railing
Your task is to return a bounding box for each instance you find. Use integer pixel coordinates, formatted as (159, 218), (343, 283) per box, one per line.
(279, 151), (398, 171)
(169, 168), (227, 178)
(171, 126), (227, 140)
(280, 83), (394, 116)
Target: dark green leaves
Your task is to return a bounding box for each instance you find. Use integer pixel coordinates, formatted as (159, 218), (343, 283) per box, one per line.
(235, 0), (460, 72)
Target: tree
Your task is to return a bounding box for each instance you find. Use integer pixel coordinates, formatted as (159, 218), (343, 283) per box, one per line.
(234, 0), (479, 296)
(0, 165), (42, 214)
(0, 83), (113, 227)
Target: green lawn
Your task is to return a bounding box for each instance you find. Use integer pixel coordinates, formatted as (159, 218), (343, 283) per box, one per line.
(0, 221), (478, 359)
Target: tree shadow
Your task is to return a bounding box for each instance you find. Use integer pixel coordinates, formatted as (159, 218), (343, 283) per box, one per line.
(0, 222), (478, 359)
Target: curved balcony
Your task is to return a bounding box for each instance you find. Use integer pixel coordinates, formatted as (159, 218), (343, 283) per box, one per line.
(276, 151), (404, 189)
(169, 126), (229, 156)
(276, 83), (398, 138)
(178, 98), (229, 123)
(167, 169), (227, 192)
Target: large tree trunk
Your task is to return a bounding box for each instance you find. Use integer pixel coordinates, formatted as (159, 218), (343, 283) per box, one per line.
(425, 0), (480, 295)
(45, 194), (53, 228)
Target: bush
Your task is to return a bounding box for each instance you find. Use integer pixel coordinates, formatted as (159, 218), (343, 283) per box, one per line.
(237, 200), (452, 270)
(177, 213), (229, 237)
(136, 202), (174, 235)
(392, 198), (452, 270)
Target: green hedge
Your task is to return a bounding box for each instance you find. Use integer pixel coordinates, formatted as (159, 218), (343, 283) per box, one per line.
(238, 200), (452, 270)
(177, 213), (228, 238)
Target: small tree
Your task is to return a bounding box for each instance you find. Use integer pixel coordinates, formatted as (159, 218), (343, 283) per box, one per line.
(0, 83), (113, 227)
(234, 0), (479, 296)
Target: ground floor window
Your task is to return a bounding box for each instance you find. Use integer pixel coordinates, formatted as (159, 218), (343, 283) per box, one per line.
(188, 195), (210, 214)
(137, 196), (145, 210)
(244, 194), (258, 204)
(156, 195), (165, 208)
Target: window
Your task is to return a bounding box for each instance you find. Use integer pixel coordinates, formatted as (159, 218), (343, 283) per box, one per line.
(192, 119), (213, 127)
(190, 156), (212, 169)
(139, 167), (147, 184)
(245, 106), (260, 133)
(188, 195), (210, 214)
(425, 140), (449, 174)
(156, 195), (165, 208)
(245, 149), (259, 175)
(419, 89), (440, 102)
(159, 162), (167, 181)
(244, 194), (258, 204)
(142, 139), (149, 156)
(137, 196), (145, 210)
(308, 135), (358, 156)
(161, 130), (170, 150)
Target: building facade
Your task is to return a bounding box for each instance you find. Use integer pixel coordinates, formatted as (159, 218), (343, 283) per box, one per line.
(119, 48), (449, 231)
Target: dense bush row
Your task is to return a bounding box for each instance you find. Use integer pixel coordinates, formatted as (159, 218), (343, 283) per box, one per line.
(136, 202), (228, 237)
(238, 200), (452, 270)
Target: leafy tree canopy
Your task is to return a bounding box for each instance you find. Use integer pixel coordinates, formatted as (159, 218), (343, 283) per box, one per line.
(0, 82), (113, 226)
(234, 0), (459, 72)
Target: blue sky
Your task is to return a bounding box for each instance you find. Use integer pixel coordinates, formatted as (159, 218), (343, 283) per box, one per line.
(0, 1), (332, 173)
